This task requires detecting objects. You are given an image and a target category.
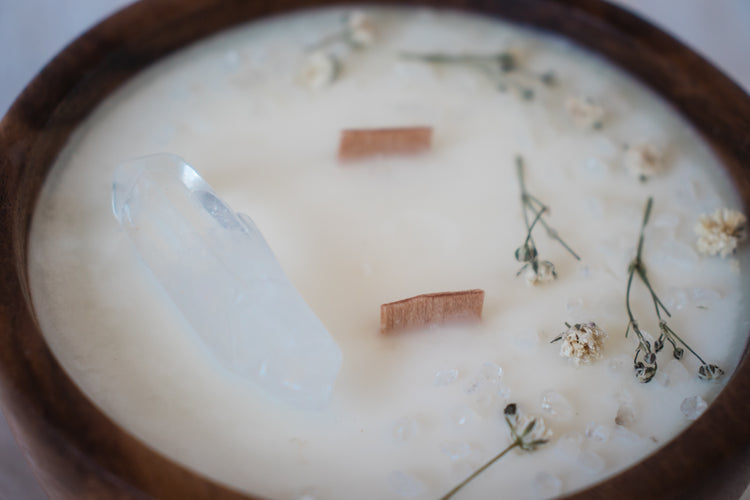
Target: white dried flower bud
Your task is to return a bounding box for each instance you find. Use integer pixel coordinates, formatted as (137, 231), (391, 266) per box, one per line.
(524, 260), (556, 286)
(346, 11), (375, 47)
(695, 208), (746, 257)
(565, 96), (604, 129)
(300, 51), (340, 89)
(558, 322), (607, 365)
(623, 144), (664, 180)
(514, 414), (552, 450)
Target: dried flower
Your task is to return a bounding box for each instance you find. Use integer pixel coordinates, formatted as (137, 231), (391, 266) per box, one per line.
(623, 144), (665, 181)
(300, 51), (340, 89)
(523, 260), (556, 285)
(698, 364), (724, 381)
(400, 50), (553, 100)
(565, 96), (605, 130)
(695, 208), (746, 257)
(553, 322), (607, 365)
(515, 156), (580, 286)
(346, 11), (375, 47)
(625, 198), (723, 383)
(440, 403), (550, 500)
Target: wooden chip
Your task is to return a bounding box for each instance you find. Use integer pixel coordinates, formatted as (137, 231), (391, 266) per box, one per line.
(338, 126), (433, 161)
(380, 289), (485, 334)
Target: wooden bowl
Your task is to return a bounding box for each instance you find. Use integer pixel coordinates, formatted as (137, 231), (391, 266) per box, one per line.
(1, 1), (749, 498)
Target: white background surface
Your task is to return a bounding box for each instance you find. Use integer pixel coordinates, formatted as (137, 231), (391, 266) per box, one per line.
(1, 1), (749, 498)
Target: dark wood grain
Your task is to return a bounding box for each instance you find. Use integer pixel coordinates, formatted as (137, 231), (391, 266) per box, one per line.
(0, 0), (749, 499)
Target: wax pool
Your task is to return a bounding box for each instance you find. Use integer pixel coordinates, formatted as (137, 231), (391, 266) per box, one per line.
(28, 7), (750, 500)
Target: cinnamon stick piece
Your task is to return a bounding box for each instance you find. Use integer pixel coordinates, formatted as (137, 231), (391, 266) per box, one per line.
(380, 289), (485, 334)
(338, 126), (433, 161)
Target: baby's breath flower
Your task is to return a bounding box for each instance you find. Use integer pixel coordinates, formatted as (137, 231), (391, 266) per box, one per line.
(523, 260), (556, 286)
(565, 96), (605, 130)
(624, 143), (665, 181)
(698, 363), (725, 381)
(695, 208), (747, 257)
(555, 322), (607, 365)
(300, 51), (340, 89)
(510, 412), (552, 451)
(440, 403), (550, 499)
(346, 11), (375, 47)
(626, 198), (723, 384)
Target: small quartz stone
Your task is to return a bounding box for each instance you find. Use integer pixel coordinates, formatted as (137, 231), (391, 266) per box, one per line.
(578, 450), (605, 473)
(614, 425), (642, 444)
(439, 441), (471, 460)
(540, 390), (574, 421)
(663, 287), (688, 312)
(465, 363), (503, 394)
(533, 471), (562, 499)
(614, 403), (637, 428)
(555, 432), (583, 460)
(392, 416), (417, 443)
(690, 287), (723, 308)
(585, 422), (610, 443)
(681, 396), (708, 420)
(448, 405), (475, 427)
(434, 368), (459, 386)
(389, 471), (425, 498)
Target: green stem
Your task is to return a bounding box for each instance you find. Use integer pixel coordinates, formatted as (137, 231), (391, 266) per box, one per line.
(517, 160), (580, 261)
(661, 322), (707, 365)
(440, 442), (519, 500)
(636, 267), (671, 320)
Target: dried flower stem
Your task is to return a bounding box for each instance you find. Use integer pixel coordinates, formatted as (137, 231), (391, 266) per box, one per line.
(626, 197), (723, 382)
(400, 51), (553, 99)
(439, 441), (517, 500)
(440, 404), (549, 500)
(515, 157), (580, 284)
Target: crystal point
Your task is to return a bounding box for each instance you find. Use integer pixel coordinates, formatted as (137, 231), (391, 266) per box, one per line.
(112, 153), (342, 408)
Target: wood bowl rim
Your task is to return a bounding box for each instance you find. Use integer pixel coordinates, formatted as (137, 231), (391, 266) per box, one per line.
(1, 0), (750, 498)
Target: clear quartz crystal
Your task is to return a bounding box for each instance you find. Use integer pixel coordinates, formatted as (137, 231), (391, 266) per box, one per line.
(681, 396), (708, 420)
(112, 154), (342, 407)
(540, 390), (575, 421)
(434, 368), (459, 386)
(439, 441), (471, 460)
(578, 450), (605, 473)
(392, 416), (417, 443)
(389, 471), (425, 498)
(533, 471), (562, 498)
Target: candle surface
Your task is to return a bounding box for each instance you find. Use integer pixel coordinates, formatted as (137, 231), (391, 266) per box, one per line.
(28, 7), (750, 499)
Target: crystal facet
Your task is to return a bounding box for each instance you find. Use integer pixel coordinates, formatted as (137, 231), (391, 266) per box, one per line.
(112, 154), (342, 407)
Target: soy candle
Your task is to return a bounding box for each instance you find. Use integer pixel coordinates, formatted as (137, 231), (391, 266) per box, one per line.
(27, 7), (749, 500)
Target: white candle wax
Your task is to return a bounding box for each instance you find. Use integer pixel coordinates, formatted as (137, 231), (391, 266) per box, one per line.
(28, 7), (750, 500)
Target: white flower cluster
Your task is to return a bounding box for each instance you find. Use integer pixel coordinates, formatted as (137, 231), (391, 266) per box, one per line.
(504, 404), (552, 451)
(623, 143), (664, 181)
(558, 322), (607, 365)
(695, 208), (746, 257)
(523, 260), (556, 286)
(346, 11), (375, 47)
(300, 51), (341, 90)
(565, 96), (605, 129)
(300, 11), (375, 89)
